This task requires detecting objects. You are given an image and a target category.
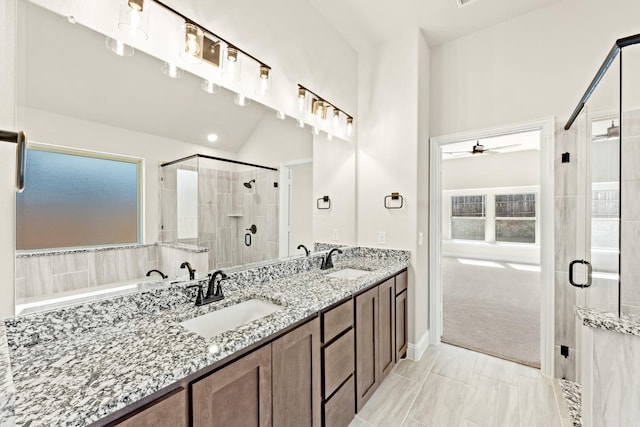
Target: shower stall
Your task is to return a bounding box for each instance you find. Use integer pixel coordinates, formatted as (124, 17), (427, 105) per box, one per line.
(563, 33), (640, 318)
(160, 154), (279, 269)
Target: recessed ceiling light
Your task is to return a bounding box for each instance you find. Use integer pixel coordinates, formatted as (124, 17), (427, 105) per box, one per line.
(207, 133), (219, 142)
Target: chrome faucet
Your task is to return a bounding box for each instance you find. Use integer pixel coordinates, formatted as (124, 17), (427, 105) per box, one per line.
(321, 248), (343, 270)
(297, 244), (310, 256)
(180, 262), (196, 280)
(146, 269), (167, 279)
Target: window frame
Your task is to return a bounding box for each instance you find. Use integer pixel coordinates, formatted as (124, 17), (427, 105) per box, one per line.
(444, 186), (539, 246)
(17, 142), (144, 250)
(450, 194), (487, 241)
(493, 192), (538, 244)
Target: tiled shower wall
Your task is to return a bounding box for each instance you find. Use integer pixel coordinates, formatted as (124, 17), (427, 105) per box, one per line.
(162, 163), (279, 270)
(16, 244), (208, 301)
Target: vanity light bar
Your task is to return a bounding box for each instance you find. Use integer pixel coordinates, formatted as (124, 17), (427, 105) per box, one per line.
(144, 0), (271, 76)
(297, 84), (354, 134)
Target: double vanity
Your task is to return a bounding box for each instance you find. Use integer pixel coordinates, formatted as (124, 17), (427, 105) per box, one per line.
(0, 246), (409, 426)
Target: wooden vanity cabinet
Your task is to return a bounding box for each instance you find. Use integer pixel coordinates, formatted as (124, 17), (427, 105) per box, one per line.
(272, 317), (321, 427)
(321, 299), (356, 427)
(110, 388), (188, 427)
(192, 345), (272, 427)
(355, 270), (407, 412)
(395, 270), (408, 361)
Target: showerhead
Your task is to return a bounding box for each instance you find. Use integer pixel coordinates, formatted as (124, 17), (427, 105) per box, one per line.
(243, 179), (255, 189)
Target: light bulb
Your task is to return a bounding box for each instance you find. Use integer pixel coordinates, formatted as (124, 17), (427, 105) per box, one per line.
(181, 23), (203, 63)
(227, 46), (238, 62)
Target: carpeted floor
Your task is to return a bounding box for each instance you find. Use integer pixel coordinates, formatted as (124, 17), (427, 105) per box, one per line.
(442, 256), (541, 367)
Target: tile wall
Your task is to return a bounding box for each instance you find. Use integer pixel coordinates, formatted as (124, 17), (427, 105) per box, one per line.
(16, 244), (208, 302)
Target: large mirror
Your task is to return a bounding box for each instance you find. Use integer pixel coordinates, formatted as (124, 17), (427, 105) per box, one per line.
(15, 0), (355, 310)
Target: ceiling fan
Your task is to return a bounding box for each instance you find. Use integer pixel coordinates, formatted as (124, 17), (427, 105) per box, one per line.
(443, 141), (520, 156)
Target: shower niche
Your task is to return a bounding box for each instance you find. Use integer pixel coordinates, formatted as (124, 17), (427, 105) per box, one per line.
(160, 154), (280, 269)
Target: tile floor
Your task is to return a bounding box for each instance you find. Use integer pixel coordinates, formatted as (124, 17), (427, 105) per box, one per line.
(349, 343), (573, 427)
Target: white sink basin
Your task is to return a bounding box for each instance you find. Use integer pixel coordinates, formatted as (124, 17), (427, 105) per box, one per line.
(326, 268), (370, 280)
(180, 299), (283, 339)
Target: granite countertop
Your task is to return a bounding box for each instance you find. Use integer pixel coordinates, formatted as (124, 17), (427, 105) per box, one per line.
(575, 306), (640, 336)
(0, 247), (409, 426)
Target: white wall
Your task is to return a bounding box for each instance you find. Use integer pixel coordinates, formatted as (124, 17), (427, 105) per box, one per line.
(357, 29), (430, 353)
(313, 133), (356, 245)
(289, 163), (314, 254)
(443, 150), (540, 190)
(236, 114), (313, 167)
(431, 0), (640, 137)
(0, 0), (17, 318)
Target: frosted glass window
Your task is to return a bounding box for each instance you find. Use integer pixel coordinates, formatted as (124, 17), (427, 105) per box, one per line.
(177, 169), (198, 239)
(16, 148), (140, 250)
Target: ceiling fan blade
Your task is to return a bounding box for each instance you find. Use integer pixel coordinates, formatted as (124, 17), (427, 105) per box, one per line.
(484, 143), (521, 151)
(443, 150), (472, 154)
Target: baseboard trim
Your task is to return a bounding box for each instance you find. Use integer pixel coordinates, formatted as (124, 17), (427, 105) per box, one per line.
(407, 329), (430, 361)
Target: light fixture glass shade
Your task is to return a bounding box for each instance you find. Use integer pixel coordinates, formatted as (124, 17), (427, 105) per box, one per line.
(223, 45), (241, 81)
(312, 100), (327, 120)
(333, 108), (341, 128)
(257, 65), (270, 95)
(161, 62), (183, 79)
(201, 79), (220, 94)
(234, 92), (250, 107)
(346, 117), (354, 136)
(105, 37), (134, 57)
(180, 22), (204, 64)
(118, 0), (149, 40)
(298, 87), (306, 112)
(275, 111), (286, 120)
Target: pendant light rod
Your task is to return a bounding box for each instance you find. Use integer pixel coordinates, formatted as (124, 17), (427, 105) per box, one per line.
(152, 0), (271, 71)
(297, 84), (353, 121)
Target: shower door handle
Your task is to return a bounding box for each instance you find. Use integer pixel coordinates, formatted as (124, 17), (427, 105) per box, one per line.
(569, 259), (592, 288)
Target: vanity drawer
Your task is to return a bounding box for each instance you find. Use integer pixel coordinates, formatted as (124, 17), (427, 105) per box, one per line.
(322, 299), (353, 343)
(395, 270), (408, 295)
(323, 375), (355, 427)
(323, 329), (354, 398)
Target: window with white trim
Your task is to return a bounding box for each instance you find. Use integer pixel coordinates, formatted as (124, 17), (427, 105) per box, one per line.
(446, 189), (538, 245)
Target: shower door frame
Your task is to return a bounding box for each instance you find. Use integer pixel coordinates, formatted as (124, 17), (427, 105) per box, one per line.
(429, 117), (555, 376)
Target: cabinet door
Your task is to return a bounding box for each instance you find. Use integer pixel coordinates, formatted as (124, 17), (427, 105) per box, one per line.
(355, 286), (379, 411)
(113, 388), (187, 427)
(395, 289), (408, 361)
(192, 345), (272, 427)
(272, 318), (321, 427)
(378, 278), (396, 381)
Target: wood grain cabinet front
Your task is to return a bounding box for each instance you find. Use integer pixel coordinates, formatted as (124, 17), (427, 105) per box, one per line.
(272, 318), (322, 427)
(111, 388), (188, 427)
(191, 345), (272, 427)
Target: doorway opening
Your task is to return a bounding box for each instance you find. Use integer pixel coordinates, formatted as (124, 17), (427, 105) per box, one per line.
(429, 119), (555, 374)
